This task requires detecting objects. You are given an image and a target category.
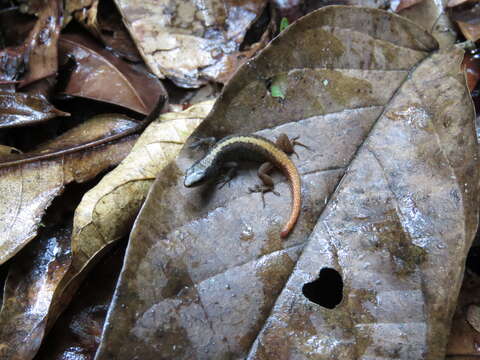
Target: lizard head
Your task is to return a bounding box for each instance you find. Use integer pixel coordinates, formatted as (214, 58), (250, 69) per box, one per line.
(184, 160), (212, 187)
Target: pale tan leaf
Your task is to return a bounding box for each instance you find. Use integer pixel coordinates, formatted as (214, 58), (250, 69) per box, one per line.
(113, 0), (273, 87)
(0, 114), (138, 265)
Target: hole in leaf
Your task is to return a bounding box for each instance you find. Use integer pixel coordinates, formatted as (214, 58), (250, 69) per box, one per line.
(302, 267), (343, 309)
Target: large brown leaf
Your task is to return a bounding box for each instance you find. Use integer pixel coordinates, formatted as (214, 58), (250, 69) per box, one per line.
(0, 101), (210, 360)
(113, 0), (273, 87)
(59, 33), (166, 115)
(95, 6), (478, 359)
(0, 114), (138, 265)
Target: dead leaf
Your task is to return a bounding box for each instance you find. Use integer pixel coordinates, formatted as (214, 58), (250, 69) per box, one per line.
(0, 145), (21, 158)
(58, 33), (167, 115)
(21, 0), (63, 86)
(394, 0), (426, 12)
(31, 102), (211, 346)
(0, 91), (69, 128)
(71, 0), (142, 62)
(450, 4), (480, 43)
(398, 0), (457, 48)
(446, 270), (480, 358)
(463, 51), (480, 91)
(34, 244), (126, 360)
(447, 0), (474, 6)
(0, 224), (72, 360)
(94, 6), (477, 359)
(0, 113), (139, 265)
(113, 0), (273, 87)
(70, 100), (212, 272)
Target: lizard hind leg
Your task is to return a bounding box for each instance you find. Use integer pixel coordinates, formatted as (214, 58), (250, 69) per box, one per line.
(275, 133), (310, 158)
(248, 162), (280, 207)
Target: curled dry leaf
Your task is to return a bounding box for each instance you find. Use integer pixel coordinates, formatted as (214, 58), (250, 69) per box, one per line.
(0, 225), (72, 360)
(0, 91), (69, 128)
(114, 0), (272, 87)
(0, 113), (138, 265)
(59, 33), (167, 115)
(398, 0), (456, 48)
(94, 6), (478, 360)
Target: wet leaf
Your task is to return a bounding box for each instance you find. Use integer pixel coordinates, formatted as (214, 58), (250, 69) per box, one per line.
(0, 91), (69, 128)
(450, 3), (480, 41)
(114, 0), (273, 87)
(70, 100), (212, 276)
(71, 0), (142, 62)
(463, 51), (480, 91)
(59, 33), (167, 115)
(394, 0), (425, 12)
(0, 144), (21, 158)
(34, 244), (126, 360)
(21, 0), (63, 86)
(0, 225), (72, 360)
(446, 270), (480, 358)
(0, 113), (139, 265)
(95, 6), (477, 359)
(398, 0), (456, 48)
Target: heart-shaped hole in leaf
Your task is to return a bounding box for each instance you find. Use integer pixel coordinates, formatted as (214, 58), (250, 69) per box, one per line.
(302, 267), (343, 309)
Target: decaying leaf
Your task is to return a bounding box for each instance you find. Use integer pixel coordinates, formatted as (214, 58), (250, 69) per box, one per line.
(34, 244), (126, 360)
(21, 0), (63, 86)
(463, 52), (480, 91)
(71, 0), (142, 62)
(0, 113), (138, 265)
(0, 91), (69, 128)
(70, 100), (212, 274)
(398, 0), (456, 48)
(0, 225), (72, 360)
(94, 6), (478, 359)
(59, 33), (166, 115)
(446, 270), (480, 358)
(449, 3), (480, 42)
(113, 0), (273, 87)
(394, 0), (426, 12)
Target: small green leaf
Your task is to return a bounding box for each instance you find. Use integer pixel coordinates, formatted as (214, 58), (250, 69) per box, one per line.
(280, 17), (289, 32)
(270, 84), (285, 99)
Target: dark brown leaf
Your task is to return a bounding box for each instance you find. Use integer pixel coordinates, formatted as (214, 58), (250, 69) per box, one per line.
(0, 91), (69, 128)
(21, 0), (63, 86)
(463, 51), (480, 91)
(95, 6), (477, 359)
(58, 33), (167, 115)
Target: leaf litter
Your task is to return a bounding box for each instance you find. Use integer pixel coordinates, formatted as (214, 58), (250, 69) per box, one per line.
(95, 6), (478, 360)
